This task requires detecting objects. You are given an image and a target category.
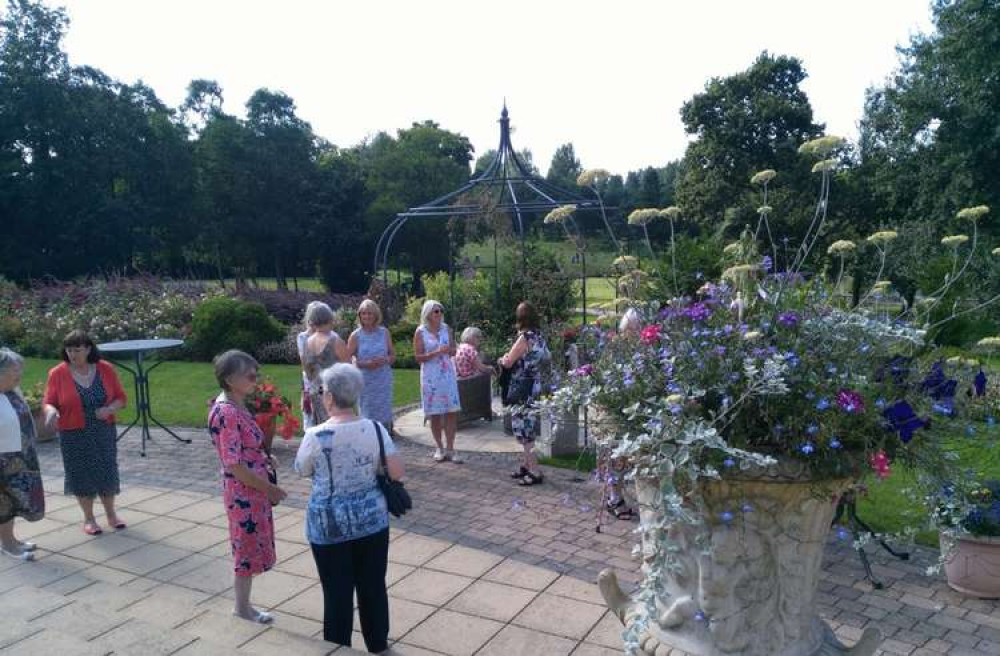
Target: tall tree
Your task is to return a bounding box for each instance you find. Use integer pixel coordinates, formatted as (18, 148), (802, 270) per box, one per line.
(674, 52), (824, 240)
(359, 121), (473, 283)
(546, 142), (582, 191)
(860, 0), (1000, 237)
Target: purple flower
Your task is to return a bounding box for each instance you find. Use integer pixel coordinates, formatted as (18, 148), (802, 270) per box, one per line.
(777, 311), (800, 328)
(741, 503), (754, 513)
(807, 424), (819, 435)
(883, 400), (929, 443)
(836, 389), (865, 414)
(762, 256), (773, 272)
(681, 302), (712, 322)
(723, 457), (736, 468)
(922, 362), (957, 400)
(975, 370), (987, 397)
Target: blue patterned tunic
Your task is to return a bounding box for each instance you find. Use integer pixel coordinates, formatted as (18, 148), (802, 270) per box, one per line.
(294, 419), (397, 545)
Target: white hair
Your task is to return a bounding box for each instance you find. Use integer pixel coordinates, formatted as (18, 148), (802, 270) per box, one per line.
(420, 299), (445, 327)
(304, 301), (335, 328)
(0, 348), (23, 375)
(320, 363), (364, 409)
(460, 326), (483, 344)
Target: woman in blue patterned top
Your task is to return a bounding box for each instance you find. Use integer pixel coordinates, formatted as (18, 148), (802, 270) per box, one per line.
(294, 363), (405, 653)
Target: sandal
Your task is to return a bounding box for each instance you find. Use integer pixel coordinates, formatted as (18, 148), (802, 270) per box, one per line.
(233, 610), (273, 624)
(107, 517), (127, 530)
(517, 472), (544, 486)
(1, 547), (34, 562)
(510, 466), (529, 479)
(83, 522), (103, 536)
(607, 499), (636, 520)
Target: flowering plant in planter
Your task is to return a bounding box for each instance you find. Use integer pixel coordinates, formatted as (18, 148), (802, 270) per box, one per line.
(541, 135), (1000, 654)
(245, 377), (300, 441)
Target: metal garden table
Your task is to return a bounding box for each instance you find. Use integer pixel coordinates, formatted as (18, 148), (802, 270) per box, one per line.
(97, 338), (191, 457)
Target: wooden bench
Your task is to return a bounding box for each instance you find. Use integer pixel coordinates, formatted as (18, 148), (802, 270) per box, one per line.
(457, 373), (493, 425)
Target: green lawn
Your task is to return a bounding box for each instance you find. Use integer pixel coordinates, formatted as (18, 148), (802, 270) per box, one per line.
(21, 357), (420, 429)
(197, 277), (327, 292)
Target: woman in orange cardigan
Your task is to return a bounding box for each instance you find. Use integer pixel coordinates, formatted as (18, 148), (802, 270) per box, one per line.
(42, 330), (127, 535)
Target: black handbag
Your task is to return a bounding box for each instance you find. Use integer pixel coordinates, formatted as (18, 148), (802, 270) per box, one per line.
(504, 376), (535, 406)
(373, 421), (412, 518)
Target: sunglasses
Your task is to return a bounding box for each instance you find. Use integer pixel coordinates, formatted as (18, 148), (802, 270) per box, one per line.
(432, 309), (443, 314)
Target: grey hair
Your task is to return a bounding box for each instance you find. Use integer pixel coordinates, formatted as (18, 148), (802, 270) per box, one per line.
(420, 299), (444, 327)
(320, 363), (364, 409)
(0, 347), (24, 375)
(304, 301), (335, 328)
(460, 326), (483, 344)
(213, 350), (259, 391)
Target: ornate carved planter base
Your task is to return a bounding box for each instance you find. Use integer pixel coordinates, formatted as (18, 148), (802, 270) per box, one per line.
(599, 467), (883, 655)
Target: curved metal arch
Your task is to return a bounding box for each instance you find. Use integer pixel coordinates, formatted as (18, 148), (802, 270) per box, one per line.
(373, 104), (612, 283)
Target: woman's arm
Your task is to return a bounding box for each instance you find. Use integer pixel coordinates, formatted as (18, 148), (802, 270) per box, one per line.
(294, 431), (316, 477)
(413, 329), (437, 364)
(384, 328), (395, 365)
(500, 335), (528, 368)
(347, 331), (361, 367)
(385, 453), (405, 481)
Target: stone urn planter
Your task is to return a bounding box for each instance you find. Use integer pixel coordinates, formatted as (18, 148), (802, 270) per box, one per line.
(940, 533), (1000, 598)
(598, 461), (882, 656)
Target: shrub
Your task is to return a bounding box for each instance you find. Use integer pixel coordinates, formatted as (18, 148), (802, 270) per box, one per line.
(0, 277), (204, 357)
(190, 297), (285, 360)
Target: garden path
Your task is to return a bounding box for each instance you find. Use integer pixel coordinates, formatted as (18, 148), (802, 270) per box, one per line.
(6, 429), (999, 655)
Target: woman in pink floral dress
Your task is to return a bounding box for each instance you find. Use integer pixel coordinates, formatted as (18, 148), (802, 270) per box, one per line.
(414, 300), (461, 463)
(208, 350), (287, 624)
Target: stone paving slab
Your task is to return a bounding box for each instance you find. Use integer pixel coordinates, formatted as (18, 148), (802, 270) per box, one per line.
(4, 428), (996, 655)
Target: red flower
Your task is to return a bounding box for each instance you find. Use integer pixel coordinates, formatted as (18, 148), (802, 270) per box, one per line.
(640, 324), (661, 345)
(869, 451), (891, 479)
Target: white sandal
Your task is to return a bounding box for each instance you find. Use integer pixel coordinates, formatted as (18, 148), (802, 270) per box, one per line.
(233, 610), (273, 624)
(1, 547), (35, 562)
(18, 541), (36, 552)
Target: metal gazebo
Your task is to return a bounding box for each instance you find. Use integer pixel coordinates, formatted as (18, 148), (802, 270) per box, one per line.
(372, 104), (608, 315)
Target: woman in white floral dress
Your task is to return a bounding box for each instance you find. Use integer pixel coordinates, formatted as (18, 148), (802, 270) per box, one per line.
(413, 300), (461, 463)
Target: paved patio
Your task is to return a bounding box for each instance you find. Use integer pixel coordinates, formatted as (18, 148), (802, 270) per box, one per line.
(1, 427), (998, 655)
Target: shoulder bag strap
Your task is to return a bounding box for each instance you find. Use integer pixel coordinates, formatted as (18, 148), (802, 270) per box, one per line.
(372, 420), (389, 475)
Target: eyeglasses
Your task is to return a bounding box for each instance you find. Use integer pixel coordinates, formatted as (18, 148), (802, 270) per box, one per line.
(432, 309), (443, 314)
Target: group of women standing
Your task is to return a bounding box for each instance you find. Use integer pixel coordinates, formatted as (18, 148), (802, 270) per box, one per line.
(0, 295), (553, 655)
(0, 330), (128, 561)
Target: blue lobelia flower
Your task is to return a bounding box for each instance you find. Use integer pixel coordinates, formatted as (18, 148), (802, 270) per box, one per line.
(829, 438), (842, 449)
(800, 442), (816, 455)
(815, 398), (831, 411)
(720, 511), (734, 523)
(723, 457), (736, 468)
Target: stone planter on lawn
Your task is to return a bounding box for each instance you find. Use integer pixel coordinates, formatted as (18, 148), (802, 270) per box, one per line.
(598, 461), (882, 655)
(941, 533), (1000, 599)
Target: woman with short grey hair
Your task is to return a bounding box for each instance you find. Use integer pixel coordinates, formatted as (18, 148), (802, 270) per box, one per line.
(208, 350), (287, 623)
(295, 363), (404, 652)
(302, 302), (348, 426)
(0, 348), (45, 561)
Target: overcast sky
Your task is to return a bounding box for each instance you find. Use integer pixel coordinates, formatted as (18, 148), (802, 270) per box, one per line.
(48, 0), (934, 174)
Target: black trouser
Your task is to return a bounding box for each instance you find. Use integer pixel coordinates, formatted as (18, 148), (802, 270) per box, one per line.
(311, 529), (390, 653)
